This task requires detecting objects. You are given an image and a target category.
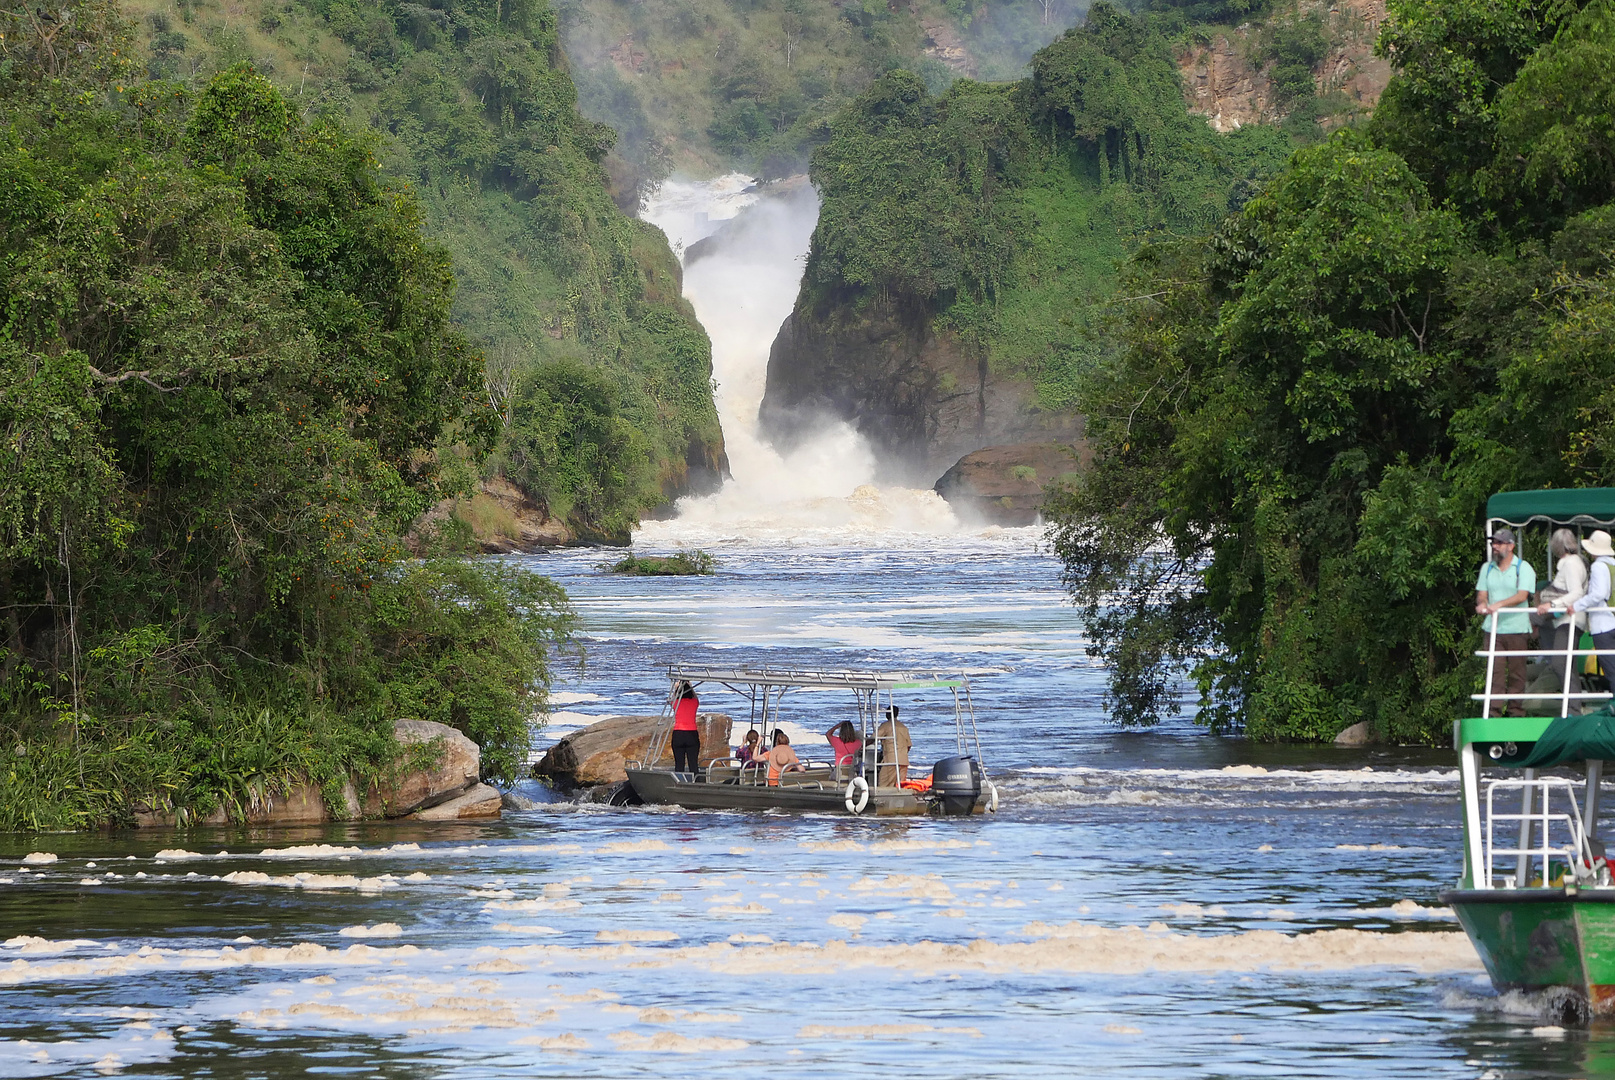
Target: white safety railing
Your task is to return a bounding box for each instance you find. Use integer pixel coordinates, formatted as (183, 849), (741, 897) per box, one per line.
(1483, 777), (1594, 888)
(1472, 605), (1615, 718)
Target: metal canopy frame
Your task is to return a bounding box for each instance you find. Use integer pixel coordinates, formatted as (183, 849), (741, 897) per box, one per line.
(644, 664), (988, 784)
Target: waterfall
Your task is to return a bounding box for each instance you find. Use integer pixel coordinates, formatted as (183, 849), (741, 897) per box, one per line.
(638, 174), (965, 545)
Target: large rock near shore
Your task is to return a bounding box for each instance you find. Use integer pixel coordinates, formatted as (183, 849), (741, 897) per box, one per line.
(381, 719), (485, 817)
(129, 718), (501, 826)
(934, 442), (1086, 526)
(535, 713), (733, 787)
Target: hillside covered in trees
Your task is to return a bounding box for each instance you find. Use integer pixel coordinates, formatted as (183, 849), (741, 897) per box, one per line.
(0, 0), (693, 827)
(1050, 0), (1615, 743)
(562, 0), (1088, 201)
(760, 3), (1304, 481)
(118, 0), (726, 544)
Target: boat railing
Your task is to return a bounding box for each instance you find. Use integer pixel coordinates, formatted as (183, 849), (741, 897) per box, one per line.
(1482, 777), (1594, 888)
(1472, 605), (1615, 719)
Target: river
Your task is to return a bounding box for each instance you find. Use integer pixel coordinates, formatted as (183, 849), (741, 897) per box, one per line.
(0, 179), (1601, 1078)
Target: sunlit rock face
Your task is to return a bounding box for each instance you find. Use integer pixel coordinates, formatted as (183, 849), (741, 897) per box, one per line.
(934, 442), (1089, 527)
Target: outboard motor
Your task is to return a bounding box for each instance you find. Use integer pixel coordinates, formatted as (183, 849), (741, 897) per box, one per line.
(931, 755), (982, 816)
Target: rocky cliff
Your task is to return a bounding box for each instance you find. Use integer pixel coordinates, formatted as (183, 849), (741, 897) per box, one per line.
(762, 298), (1082, 485)
(1178, 0), (1390, 132)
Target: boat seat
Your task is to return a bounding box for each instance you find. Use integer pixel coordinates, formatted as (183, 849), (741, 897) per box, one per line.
(777, 767), (834, 789)
(706, 764), (741, 785)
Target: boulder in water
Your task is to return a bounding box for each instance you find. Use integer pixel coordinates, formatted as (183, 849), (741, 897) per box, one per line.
(934, 443), (1086, 526)
(535, 713), (733, 788)
(1333, 720), (1377, 746)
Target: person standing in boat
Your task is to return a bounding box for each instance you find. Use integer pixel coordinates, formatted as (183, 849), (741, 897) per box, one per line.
(670, 680), (701, 778)
(1535, 528), (1589, 688)
(1475, 527), (1536, 717)
(1570, 531), (1615, 688)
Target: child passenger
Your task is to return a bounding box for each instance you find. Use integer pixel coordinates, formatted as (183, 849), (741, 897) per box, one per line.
(736, 729), (762, 765)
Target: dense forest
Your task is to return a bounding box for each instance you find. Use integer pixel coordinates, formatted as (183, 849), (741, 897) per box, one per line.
(800, 7), (1297, 419)
(561, 0), (1086, 198)
(121, 0), (726, 544)
(0, 0), (734, 827)
(1048, 0), (1615, 742)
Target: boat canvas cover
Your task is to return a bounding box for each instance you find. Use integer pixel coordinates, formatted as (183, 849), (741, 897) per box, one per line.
(1504, 705), (1615, 767)
(1487, 488), (1615, 525)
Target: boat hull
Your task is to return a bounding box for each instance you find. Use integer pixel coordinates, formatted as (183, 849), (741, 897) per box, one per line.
(1442, 888), (1615, 1012)
(624, 767), (982, 816)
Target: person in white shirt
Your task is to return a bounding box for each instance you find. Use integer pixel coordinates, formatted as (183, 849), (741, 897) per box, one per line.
(1572, 530), (1615, 686)
(1536, 528), (1589, 685)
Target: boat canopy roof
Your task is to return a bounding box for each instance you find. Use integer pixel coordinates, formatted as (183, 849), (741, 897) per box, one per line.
(1487, 488), (1615, 527)
(668, 664), (966, 691)
(1497, 706), (1615, 768)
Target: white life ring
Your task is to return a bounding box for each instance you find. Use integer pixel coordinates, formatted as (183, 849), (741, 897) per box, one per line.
(844, 776), (870, 815)
(985, 781), (999, 813)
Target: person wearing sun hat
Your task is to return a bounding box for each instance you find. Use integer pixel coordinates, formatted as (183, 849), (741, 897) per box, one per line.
(1475, 527), (1536, 717)
(1571, 531), (1615, 686)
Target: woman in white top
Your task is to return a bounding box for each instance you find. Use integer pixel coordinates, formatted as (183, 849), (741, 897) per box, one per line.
(1570, 531), (1615, 685)
(1537, 528), (1589, 683)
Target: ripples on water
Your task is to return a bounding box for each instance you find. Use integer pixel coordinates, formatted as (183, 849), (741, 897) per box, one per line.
(0, 535), (1605, 1078)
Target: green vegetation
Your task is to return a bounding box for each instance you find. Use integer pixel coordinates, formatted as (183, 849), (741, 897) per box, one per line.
(1049, 0), (1615, 742)
(117, 0), (725, 541)
(0, 5), (575, 829)
(603, 550), (715, 575)
(559, 0), (1086, 191)
(802, 4), (1297, 412)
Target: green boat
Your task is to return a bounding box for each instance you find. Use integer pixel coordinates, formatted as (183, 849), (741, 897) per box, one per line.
(1442, 488), (1615, 1016)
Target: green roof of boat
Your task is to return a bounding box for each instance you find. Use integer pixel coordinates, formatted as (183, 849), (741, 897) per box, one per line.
(1487, 488), (1615, 525)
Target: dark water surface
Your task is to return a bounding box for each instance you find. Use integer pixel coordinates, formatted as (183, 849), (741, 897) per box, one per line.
(0, 531), (1602, 1078)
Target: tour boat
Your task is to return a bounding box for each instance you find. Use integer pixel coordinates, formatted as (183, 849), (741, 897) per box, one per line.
(1442, 488), (1615, 1017)
(623, 665), (999, 816)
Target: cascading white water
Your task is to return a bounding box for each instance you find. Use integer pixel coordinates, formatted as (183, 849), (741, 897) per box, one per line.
(638, 175), (969, 545)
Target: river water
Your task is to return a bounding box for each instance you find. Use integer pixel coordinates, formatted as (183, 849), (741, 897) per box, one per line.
(1, 182), (1607, 1078)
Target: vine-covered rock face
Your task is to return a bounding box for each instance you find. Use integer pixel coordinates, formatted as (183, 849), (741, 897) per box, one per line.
(762, 4), (1311, 488)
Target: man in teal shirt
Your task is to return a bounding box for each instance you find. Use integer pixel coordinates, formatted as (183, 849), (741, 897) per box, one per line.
(1474, 527), (1537, 717)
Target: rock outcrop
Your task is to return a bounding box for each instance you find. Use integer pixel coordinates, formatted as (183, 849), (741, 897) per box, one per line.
(384, 719), (486, 816)
(534, 713), (733, 788)
(130, 718), (502, 827)
(934, 442), (1087, 525)
(760, 298), (1082, 484)
(1176, 0), (1391, 133)
(1333, 720), (1377, 746)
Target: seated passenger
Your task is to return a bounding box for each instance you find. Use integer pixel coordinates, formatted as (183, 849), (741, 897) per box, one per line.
(765, 730), (804, 785)
(736, 729), (762, 765)
(824, 721), (862, 772)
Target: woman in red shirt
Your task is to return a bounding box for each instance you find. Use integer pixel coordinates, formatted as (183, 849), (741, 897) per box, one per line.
(823, 721), (861, 774)
(670, 681), (700, 777)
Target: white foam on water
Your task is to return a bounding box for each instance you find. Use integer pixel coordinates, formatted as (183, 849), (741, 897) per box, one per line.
(548, 692), (607, 705)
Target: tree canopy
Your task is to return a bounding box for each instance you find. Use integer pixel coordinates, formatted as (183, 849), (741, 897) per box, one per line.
(1049, 0), (1615, 741)
(0, 4), (572, 827)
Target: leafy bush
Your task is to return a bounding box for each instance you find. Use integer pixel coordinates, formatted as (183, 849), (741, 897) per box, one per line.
(603, 550), (716, 576)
